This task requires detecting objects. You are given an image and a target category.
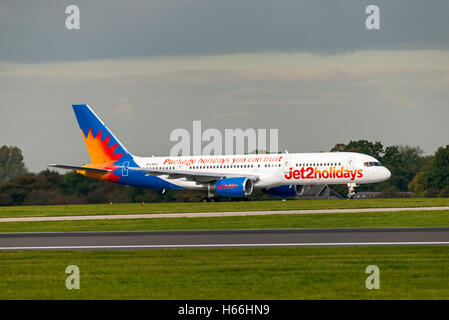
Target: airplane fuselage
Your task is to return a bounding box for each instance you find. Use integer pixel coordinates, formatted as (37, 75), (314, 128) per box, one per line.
(51, 105), (391, 199)
(127, 152), (391, 190)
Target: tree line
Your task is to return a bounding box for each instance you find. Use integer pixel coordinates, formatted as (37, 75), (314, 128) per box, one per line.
(0, 141), (448, 205)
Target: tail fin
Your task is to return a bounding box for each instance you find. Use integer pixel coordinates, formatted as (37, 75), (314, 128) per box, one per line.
(72, 104), (133, 164)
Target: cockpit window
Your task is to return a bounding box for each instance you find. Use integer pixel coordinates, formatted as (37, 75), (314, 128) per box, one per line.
(364, 161), (383, 167)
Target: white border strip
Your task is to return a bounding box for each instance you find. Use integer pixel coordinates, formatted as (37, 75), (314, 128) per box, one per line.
(1, 241), (449, 250)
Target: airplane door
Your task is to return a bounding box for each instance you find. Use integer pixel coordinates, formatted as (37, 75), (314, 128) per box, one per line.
(122, 161), (130, 177)
(282, 156), (292, 174)
(347, 158), (354, 170)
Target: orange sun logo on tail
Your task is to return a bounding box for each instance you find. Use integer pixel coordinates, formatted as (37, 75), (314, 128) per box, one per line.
(78, 129), (124, 182)
(82, 129), (124, 164)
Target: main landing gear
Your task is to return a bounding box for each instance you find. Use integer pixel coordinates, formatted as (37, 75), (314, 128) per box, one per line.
(347, 183), (358, 199)
(202, 197), (221, 202)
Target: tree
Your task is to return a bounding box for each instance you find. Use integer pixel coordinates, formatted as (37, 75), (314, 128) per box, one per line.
(331, 140), (384, 158)
(0, 146), (27, 184)
(409, 145), (449, 196)
(381, 145), (426, 191)
(408, 165), (431, 196)
(330, 143), (347, 152)
(426, 145), (449, 191)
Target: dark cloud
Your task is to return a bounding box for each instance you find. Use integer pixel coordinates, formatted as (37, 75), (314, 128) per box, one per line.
(1, 0), (448, 62)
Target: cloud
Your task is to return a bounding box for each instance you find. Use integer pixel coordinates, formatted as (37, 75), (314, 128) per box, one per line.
(0, 0), (448, 63)
(1, 50), (448, 80)
(113, 99), (135, 120)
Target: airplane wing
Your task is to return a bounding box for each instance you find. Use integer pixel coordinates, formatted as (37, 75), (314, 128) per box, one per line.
(123, 166), (260, 183)
(48, 164), (111, 173)
(48, 164), (259, 183)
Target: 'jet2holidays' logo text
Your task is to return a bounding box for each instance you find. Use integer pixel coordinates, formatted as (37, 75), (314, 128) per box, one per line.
(284, 167), (363, 181)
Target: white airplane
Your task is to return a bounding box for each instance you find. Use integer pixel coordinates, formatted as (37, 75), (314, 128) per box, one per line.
(49, 104), (391, 200)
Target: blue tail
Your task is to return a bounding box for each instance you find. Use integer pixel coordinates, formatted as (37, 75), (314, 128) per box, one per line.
(72, 104), (133, 164)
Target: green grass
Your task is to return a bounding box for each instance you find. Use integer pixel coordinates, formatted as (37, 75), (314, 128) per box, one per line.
(1, 199), (448, 300)
(0, 210), (448, 233)
(1, 246), (448, 299)
(1, 198), (449, 219)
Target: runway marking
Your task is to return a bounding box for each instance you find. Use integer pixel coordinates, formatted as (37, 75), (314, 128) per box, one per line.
(1, 241), (449, 250)
(1, 206), (449, 222)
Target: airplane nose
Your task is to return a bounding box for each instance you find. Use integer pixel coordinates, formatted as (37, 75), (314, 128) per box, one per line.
(384, 167), (391, 180)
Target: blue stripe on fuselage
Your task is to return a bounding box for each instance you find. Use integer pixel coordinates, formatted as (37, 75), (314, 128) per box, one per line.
(112, 159), (183, 190)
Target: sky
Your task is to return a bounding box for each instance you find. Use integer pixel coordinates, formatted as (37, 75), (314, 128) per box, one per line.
(0, 0), (448, 172)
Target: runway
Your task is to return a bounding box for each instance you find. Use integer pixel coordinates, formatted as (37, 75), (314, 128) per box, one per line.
(1, 206), (449, 222)
(0, 227), (448, 250)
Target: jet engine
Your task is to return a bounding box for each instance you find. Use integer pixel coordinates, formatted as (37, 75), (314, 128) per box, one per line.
(209, 177), (254, 197)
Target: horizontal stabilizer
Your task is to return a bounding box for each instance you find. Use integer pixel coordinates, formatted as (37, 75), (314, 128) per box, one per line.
(48, 164), (111, 173)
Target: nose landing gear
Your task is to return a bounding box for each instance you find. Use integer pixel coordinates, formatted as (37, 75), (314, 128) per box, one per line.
(347, 183), (358, 199)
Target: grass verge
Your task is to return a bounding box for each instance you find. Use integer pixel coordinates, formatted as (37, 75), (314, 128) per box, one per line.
(0, 210), (448, 233)
(0, 246), (448, 299)
(1, 198), (449, 219)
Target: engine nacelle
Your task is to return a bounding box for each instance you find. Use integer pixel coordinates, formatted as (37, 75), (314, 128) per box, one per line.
(263, 185), (304, 198)
(210, 177), (254, 197)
